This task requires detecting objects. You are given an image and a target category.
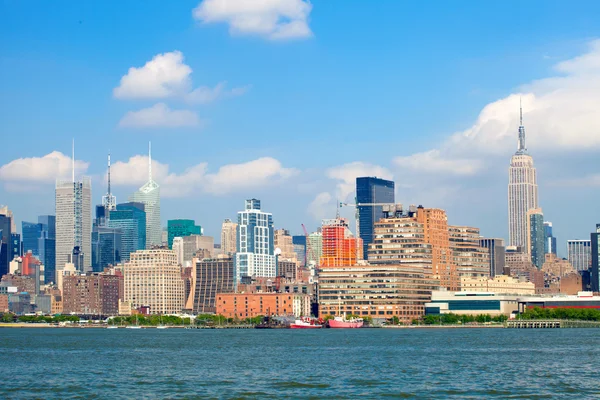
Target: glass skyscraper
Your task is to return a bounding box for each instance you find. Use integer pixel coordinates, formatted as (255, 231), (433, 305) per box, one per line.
(591, 224), (600, 292)
(38, 215), (56, 283)
(356, 177), (395, 259)
(92, 226), (122, 272)
(22, 221), (43, 256)
(543, 221), (557, 255)
(167, 219), (201, 249)
(108, 202), (146, 262)
(235, 199), (275, 285)
(0, 214), (12, 276)
(527, 209), (545, 269)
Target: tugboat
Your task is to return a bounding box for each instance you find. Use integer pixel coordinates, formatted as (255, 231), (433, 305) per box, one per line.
(290, 317), (323, 329)
(327, 313), (364, 329)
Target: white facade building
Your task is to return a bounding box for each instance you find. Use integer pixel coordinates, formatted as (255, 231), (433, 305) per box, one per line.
(508, 103), (538, 247)
(55, 177), (92, 271)
(234, 199), (275, 286)
(567, 240), (592, 271)
(129, 143), (161, 249)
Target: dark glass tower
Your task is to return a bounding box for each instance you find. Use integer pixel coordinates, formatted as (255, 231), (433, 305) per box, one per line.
(356, 177), (395, 259)
(591, 224), (600, 293)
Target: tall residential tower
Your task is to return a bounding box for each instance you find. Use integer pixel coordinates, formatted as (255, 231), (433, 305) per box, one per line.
(129, 143), (161, 248)
(508, 101), (538, 247)
(356, 177), (395, 259)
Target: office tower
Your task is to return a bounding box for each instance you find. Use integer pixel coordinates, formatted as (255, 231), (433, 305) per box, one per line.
(92, 226), (122, 272)
(544, 222), (557, 255)
(11, 233), (21, 259)
(320, 218), (361, 267)
(187, 255), (235, 314)
(55, 143), (92, 272)
(527, 208), (545, 269)
(479, 238), (506, 278)
(108, 202), (146, 262)
(0, 213), (12, 276)
(38, 215), (56, 283)
(22, 221), (43, 256)
(508, 102), (538, 247)
(567, 240), (592, 272)
(123, 249), (185, 314)
(129, 143), (161, 248)
(292, 235), (307, 266)
(356, 177), (395, 259)
(167, 219), (201, 249)
(591, 225), (600, 292)
(274, 229), (297, 261)
(234, 199), (275, 285)
(172, 237), (184, 265)
(182, 235), (214, 265)
(449, 226), (489, 279)
(320, 213), (436, 323)
(307, 231), (322, 266)
(221, 219), (238, 255)
(415, 207), (458, 291)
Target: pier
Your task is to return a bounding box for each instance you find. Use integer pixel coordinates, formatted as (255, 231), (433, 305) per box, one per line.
(506, 320), (600, 329)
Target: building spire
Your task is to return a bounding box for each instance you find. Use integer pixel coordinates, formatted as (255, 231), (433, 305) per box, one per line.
(148, 141), (152, 182)
(72, 138), (75, 183)
(517, 97), (527, 154)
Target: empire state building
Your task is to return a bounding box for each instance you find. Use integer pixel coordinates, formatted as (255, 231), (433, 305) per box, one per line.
(508, 102), (538, 247)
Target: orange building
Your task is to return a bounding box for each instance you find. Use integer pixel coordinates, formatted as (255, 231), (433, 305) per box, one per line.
(320, 218), (362, 267)
(215, 293), (311, 318)
(416, 207), (459, 291)
(21, 252), (42, 278)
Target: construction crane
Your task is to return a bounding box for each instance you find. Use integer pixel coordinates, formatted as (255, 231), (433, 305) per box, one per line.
(339, 202), (402, 260)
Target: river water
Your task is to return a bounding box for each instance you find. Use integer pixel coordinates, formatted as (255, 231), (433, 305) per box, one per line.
(0, 327), (598, 399)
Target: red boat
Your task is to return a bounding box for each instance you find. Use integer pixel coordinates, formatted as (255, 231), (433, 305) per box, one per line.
(327, 314), (364, 329)
(290, 318), (323, 329)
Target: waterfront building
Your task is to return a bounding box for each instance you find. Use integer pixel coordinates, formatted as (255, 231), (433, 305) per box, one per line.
(415, 207), (458, 291)
(591, 224), (600, 292)
(221, 219), (238, 255)
(108, 202), (146, 262)
(91, 226), (122, 272)
(167, 219), (201, 249)
(38, 215), (56, 283)
(320, 218), (361, 267)
(234, 199), (276, 285)
(479, 238), (506, 277)
(0, 212), (13, 276)
(274, 229), (297, 262)
(517, 291), (600, 312)
(11, 233), (21, 259)
(527, 208), (545, 269)
(567, 240), (591, 272)
(292, 235), (307, 266)
(123, 249), (185, 314)
(425, 291), (520, 317)
(55, 174), (92, 272)
(22, 221), (43, 256)
(215, 292), (311, 319)
(544, 221), (557, 255)
(182, 235), (214, 265)
(186, 255), (235, 314)
(449, 226), (489, 280)
(460, 275), (535, 296)
(128, 143), (161, 248)
(508, 103), (538, 248)
(356, 176), (395, 259)
(307, 231), (322, 266)
(62, 272), (123, 315)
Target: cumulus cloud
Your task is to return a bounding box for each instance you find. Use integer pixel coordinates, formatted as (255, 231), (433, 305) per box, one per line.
(307, 191), (332, 221)
(109, 155), (296, 197)
(193, 0), (313, 40)
(0, 151), (89, 185)
(326, 162), (393, 202)
(113, 51), (192, 99)
(401, 39), (600, 179)
(118, 103), (201, 128)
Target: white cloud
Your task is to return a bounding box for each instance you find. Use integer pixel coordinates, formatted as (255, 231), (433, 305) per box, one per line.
(113, 51), (192, 99)
(307, 191), (332, 221)
(394, 150), (482, 176)
(118, 103), (201, 128)
(326, 162), (393, 202)
(187, 82), (252, 104)
(110, 155), (296, 197)
(193, 0), (313, 40)
(0, 151), (89, 184)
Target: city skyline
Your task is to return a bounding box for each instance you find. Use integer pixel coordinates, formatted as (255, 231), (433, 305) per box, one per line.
(2, 2), (600, 250)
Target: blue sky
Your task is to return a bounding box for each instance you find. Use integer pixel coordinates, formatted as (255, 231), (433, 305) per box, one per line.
(2, 0), (600, 254)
